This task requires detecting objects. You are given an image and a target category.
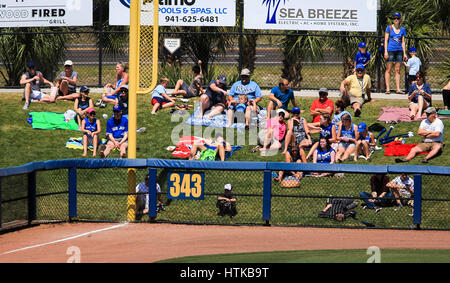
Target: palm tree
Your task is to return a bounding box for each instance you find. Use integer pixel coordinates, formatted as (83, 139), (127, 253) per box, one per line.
(0, 28), (68, 86)
(262, 0), (285, 24)
(281, 31), (323, 88)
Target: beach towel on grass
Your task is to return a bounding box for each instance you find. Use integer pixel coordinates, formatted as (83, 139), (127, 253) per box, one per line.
(65, 137), (108, 151)
(28, 112), (79, 131)
(377, 107), (449, 123)
(383, 141), (429, 156)
(171, 135), (242, 160)
(185, 106), (267, 129)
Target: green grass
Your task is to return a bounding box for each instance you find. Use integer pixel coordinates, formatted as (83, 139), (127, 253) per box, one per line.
(0, 91), (449, 228)
(157, 249), (450, 263)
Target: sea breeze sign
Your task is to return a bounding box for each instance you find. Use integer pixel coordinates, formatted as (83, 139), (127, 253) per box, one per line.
(244, 0), (378, 32)
(109, 0), (236, 27)
(0, 0), (93, 27)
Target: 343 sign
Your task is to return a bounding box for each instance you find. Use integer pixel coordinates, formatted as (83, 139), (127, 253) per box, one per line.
(167, 172), (204, 200)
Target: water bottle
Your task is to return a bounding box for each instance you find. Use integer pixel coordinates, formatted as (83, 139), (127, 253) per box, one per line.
(36, 73), (40, 85)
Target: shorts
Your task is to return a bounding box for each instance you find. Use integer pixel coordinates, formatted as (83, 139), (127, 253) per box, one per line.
(152, 97), (171, 106)
(387, 50), (403, 62)
(349, 95), (364, 106)
(338, 142), (355, 150)
(30, 90), (44, 100)
(408, 75), (417, 84)
(58, 87), (77, 96)
(84, 133), (94, 145)
(416, 142), (442, 152)
(180, 82), (195, 98)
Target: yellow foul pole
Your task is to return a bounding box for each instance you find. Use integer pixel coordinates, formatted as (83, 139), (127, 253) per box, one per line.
(127, 0), (141, 221)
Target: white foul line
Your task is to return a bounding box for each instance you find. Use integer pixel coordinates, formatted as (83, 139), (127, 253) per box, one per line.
(1, 223), (128, 256)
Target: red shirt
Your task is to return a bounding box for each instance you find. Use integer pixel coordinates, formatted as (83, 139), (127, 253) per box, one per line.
(310, 98), (334, 123)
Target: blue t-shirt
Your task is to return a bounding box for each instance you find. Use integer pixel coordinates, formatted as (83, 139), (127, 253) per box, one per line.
(386, 26), (406, 52)
(355, 51), (371, 65)
(270, 86), (295, 110)
(406, 57), (422, 76)
(332, 111), (352, 124)
(152, 84), (167, 99)
(106, 116), (128, 139)
(409, 83), (432, 103)
(229, 80), (262, 101)
(83, 118), (98, 133)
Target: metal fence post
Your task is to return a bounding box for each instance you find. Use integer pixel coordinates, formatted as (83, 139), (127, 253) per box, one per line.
(98, 0), (104, 87)
(68, 168), (77, 221)
(413, 174), (422, 229)
(238, 0), (244, 73)
(148, 168), (158, 220)
(27, 172), (37, 224)
(263, 170), (272, 225)
(0, 177), (2, 228)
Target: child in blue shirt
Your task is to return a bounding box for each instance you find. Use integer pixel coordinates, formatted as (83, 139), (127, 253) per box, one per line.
(355, 42), (371, 70)
(151, 77), (175, 115)
(403, 47), (422, 88)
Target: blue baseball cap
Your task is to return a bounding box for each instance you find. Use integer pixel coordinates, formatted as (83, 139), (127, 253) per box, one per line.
(27, 61), (35, 68)
(291, 107), (300, 114)
(358, 42), (366, 48)
(358, 122), (367, 133)
(113, 104), (122, 112)
(218, 74), (227, 85)
(356, 63), (365, 70)
(409, 47), (417, 53)
(80, 85), (90, 93)
(393, 12), (401, 19)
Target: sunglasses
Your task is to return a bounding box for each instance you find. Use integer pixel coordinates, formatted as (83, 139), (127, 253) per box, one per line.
(393, 17), (400, 20)
(89, 112), (96, 115)
(356, 69), (364, 72)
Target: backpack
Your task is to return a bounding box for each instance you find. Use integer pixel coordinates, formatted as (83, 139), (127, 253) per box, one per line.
(200, 148), (217, 161)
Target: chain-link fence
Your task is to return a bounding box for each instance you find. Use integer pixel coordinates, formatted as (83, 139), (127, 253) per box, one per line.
(1, 160), (449, 232)
(1, 28), (448, 92)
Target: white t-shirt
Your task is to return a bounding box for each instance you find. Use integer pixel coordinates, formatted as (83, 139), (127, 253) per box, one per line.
(392, 176), (414, 198)
(136, 182), (161, 209)
(419, 118), (444, 143)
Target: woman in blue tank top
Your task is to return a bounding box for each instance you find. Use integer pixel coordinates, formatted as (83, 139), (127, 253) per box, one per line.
(336, 113), (359, 163)
(312, 137), (336, 178)
(306, 113), (337, 161)
(81, 108), (101, 157)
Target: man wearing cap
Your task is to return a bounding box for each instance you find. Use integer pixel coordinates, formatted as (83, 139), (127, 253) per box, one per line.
(266, 78), (297, 120)
(339, 64), (372, 117)
(199, 74), (228, 119)
(396, 107), (444, 163)
(20, 61), (58, 110)
(55, 60), (79, 101)
(355, 122), (376, 162)
(227, 68), (262, 129)
(310, 88), (334, 123)
(101, 104), (128, 158)
(355, 42), (371, 69)
(216, 184), (237, 218)
(114, 85), (129, 119)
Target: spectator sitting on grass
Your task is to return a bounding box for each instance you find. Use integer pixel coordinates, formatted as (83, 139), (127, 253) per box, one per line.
(100, 104), (128, 158)
(258, 110), (288, 157)
(98, 61), (129, 108)
(311, 137), (336, 178)
(310, 88), (334, 123)
(189, 133), (232, 162)
(331, 99), (352, 126)
(266, 78), (297, 120)
(408, 71), (432, 120)
(396, 107), (444, 164)
(171, 60), (204, 98)
(339, 63), (372, 117)
(354, 122), (376, 162)
(55, 60), (79, 101)
(81, 107), (101, 157)
(21, 61), (58, 110)
(359, 174), (393, 213)
(74, 86), (94, 130)
(274, 142), (303, 188)
(151, 77), (176, 115)
(306, 113), (337, 161)
(336, 113), (359, 163)
(282, 107), (311, 162)
(200, 74), (227, 119)
(227, 68), (262, 129)
(115, 85), (129, 119)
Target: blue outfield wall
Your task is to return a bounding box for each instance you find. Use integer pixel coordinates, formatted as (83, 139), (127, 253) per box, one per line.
(1, 159), (449, 229)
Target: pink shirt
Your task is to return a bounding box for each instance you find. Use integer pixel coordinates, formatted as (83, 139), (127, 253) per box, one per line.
(267, 117), (287, 141)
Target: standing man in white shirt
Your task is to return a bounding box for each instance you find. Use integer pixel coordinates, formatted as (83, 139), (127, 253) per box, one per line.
(396, 107), (444, 163)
